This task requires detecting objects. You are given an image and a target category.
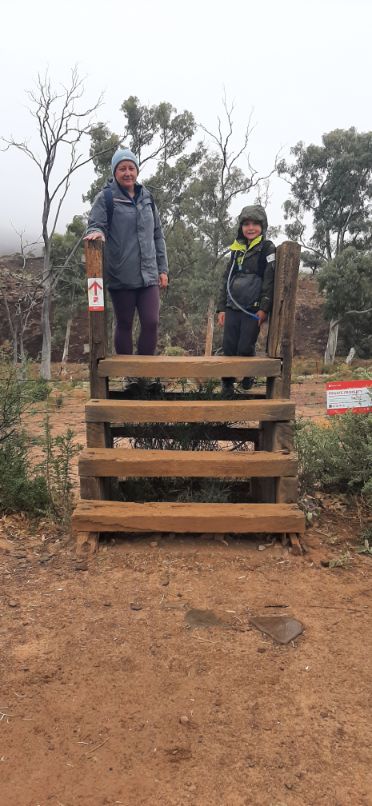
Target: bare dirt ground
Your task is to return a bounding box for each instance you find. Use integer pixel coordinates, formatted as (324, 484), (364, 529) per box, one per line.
(1, 369), (372, 805)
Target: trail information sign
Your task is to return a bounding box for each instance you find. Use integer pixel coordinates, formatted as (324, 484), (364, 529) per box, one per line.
(87, 278), (104, 311)
(326, 380), (372, 415)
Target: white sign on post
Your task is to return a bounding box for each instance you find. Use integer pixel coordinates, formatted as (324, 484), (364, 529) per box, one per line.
(87, 277), (104, 312)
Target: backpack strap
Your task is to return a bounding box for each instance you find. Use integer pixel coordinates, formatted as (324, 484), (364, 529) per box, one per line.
(104, 187), (114, 232)
(104, 187), (156, 233)
(257, 240), (275, 277)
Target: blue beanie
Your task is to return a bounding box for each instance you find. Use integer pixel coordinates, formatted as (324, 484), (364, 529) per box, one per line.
(111, 147), (139, 175)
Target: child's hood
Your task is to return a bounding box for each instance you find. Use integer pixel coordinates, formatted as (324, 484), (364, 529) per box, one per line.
(238, 204), (268, 235)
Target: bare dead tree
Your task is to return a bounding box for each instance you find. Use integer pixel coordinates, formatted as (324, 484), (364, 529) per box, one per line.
(1, 68), (103, 379)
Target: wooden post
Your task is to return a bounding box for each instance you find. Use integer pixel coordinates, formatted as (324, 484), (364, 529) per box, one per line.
(204, 297), (215, 356)
(85, 240), (108, 399)
(267, 241), (301, 399)
(83, 241), (111, 511)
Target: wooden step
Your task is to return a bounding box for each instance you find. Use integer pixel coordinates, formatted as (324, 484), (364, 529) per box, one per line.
(78, 448), (298, 479)
(85, 399), (295, 424)
(73, 501), (305, 534)
(98, 355), (281, 379)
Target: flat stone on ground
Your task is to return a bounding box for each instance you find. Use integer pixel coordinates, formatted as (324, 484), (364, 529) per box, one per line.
(250, 615), (303, 644)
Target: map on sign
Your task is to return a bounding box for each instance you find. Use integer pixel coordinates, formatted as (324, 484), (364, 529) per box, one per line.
(87, 277), (104, 311)
(326, 380), (372, 415)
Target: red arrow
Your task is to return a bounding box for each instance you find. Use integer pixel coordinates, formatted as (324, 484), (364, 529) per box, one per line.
(88, 279), (103, 296)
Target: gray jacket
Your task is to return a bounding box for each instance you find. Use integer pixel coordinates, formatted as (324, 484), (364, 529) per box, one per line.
(87, 180), (168, 290)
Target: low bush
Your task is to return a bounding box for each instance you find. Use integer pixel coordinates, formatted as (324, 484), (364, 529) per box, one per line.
(295, 412), (372, 505)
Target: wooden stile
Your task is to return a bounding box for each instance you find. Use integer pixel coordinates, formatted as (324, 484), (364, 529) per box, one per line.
(73, 237), (303, 549)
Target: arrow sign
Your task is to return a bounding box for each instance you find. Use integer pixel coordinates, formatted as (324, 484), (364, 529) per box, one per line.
(87, 277), (104, 311)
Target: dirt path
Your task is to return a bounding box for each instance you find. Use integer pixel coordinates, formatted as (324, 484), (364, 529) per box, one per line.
(1, 513), (372, 806)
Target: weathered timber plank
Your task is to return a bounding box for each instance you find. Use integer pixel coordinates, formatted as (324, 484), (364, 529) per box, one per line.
(86, 422), (111, 449)
(98, 355), (281, 379)
(85, 241), (108, 399)
(276, 476), (299, 503)
(85, 399), (295, 424)
(73, 501), (305, 534)
(267, 241), (301, 398)
(78, 448), (298, 479)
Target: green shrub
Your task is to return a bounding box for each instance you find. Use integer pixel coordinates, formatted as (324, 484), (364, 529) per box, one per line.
(0, 359), (80, 524)
(0, 431), (49, 516)
(295, 413), (372, 504)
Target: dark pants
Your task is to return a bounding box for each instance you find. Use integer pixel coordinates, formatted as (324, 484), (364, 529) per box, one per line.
(110, 285), (160, 355)
(222, 308), (259, 383)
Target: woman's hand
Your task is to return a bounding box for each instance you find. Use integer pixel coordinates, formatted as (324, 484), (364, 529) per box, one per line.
(256, 310), (267, 327)
(217, 312), (225, 327)
(84, 231), (105, 242)
(159, 273), (168, 288)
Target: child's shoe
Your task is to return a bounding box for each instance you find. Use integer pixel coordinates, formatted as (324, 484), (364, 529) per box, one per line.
(240, 376), (255, 391)
(221, 380), (235, 399)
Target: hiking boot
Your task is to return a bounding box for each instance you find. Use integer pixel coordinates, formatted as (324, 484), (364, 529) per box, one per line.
(240, 376), (256, 391)
(122, 377), (145, 395)
(144, 378), (163, 395)
(221, 380), (235, 399)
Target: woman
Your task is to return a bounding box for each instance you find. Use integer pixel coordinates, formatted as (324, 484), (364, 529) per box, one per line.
(85, 147), (168, 389)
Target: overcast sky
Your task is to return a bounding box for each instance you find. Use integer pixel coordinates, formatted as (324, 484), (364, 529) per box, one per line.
(1, 0), (372, 254)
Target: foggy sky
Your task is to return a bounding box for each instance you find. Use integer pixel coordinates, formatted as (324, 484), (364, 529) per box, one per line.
(1, 0), (372, 254)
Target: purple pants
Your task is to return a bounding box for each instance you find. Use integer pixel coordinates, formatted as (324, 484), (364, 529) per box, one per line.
(109, 285), (160, 355)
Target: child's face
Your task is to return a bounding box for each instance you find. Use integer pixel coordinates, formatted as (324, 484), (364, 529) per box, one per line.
(242, 220), (262, 241)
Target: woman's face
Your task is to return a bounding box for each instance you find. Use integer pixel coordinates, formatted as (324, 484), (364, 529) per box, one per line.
(115, 160), (138, 191)
(241, 220), (262, 241)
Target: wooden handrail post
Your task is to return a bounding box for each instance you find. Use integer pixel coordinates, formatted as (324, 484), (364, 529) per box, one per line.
(85, 240), (108, 399)
(267, 241), (301, 399)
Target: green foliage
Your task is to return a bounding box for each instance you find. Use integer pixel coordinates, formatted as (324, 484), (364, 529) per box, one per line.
(301, 250), (325, 275)
(0, 431), (49, 515)
(318, 248), (372, 356)
(36, 416), (82, 526)
(0, 358), (80, 523)
(295, 413), (372, 504)
(51, 216), (86, 353)
(279, 128), (372, 259)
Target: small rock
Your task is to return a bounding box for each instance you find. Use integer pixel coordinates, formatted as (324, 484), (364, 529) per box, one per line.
(103, 602), (112, 607)
(285, 782), (293, 791)
(8, 601), (18, 608)
(160, 574), (170, 586)
(179, 715), (189, 725)
(257, 647), (266, 654)
(320, 559), (330, 568)
(150, 541), (158, 548)
(74, 562), (88, 571)
(130, 602), (142, 611)
(258, 544), (266, 551)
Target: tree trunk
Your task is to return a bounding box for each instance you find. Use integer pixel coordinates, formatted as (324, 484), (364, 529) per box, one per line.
(40, 287), (52, 379)
(61, 318), (72, 364)
(40, 248), (52, 380)
(345, 347), (356, 365)
(12, 328), (18, 366)
(324, 318), (339, 365)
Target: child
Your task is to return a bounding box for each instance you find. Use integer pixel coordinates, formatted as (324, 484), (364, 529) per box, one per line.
(216, 204), (276, 397)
